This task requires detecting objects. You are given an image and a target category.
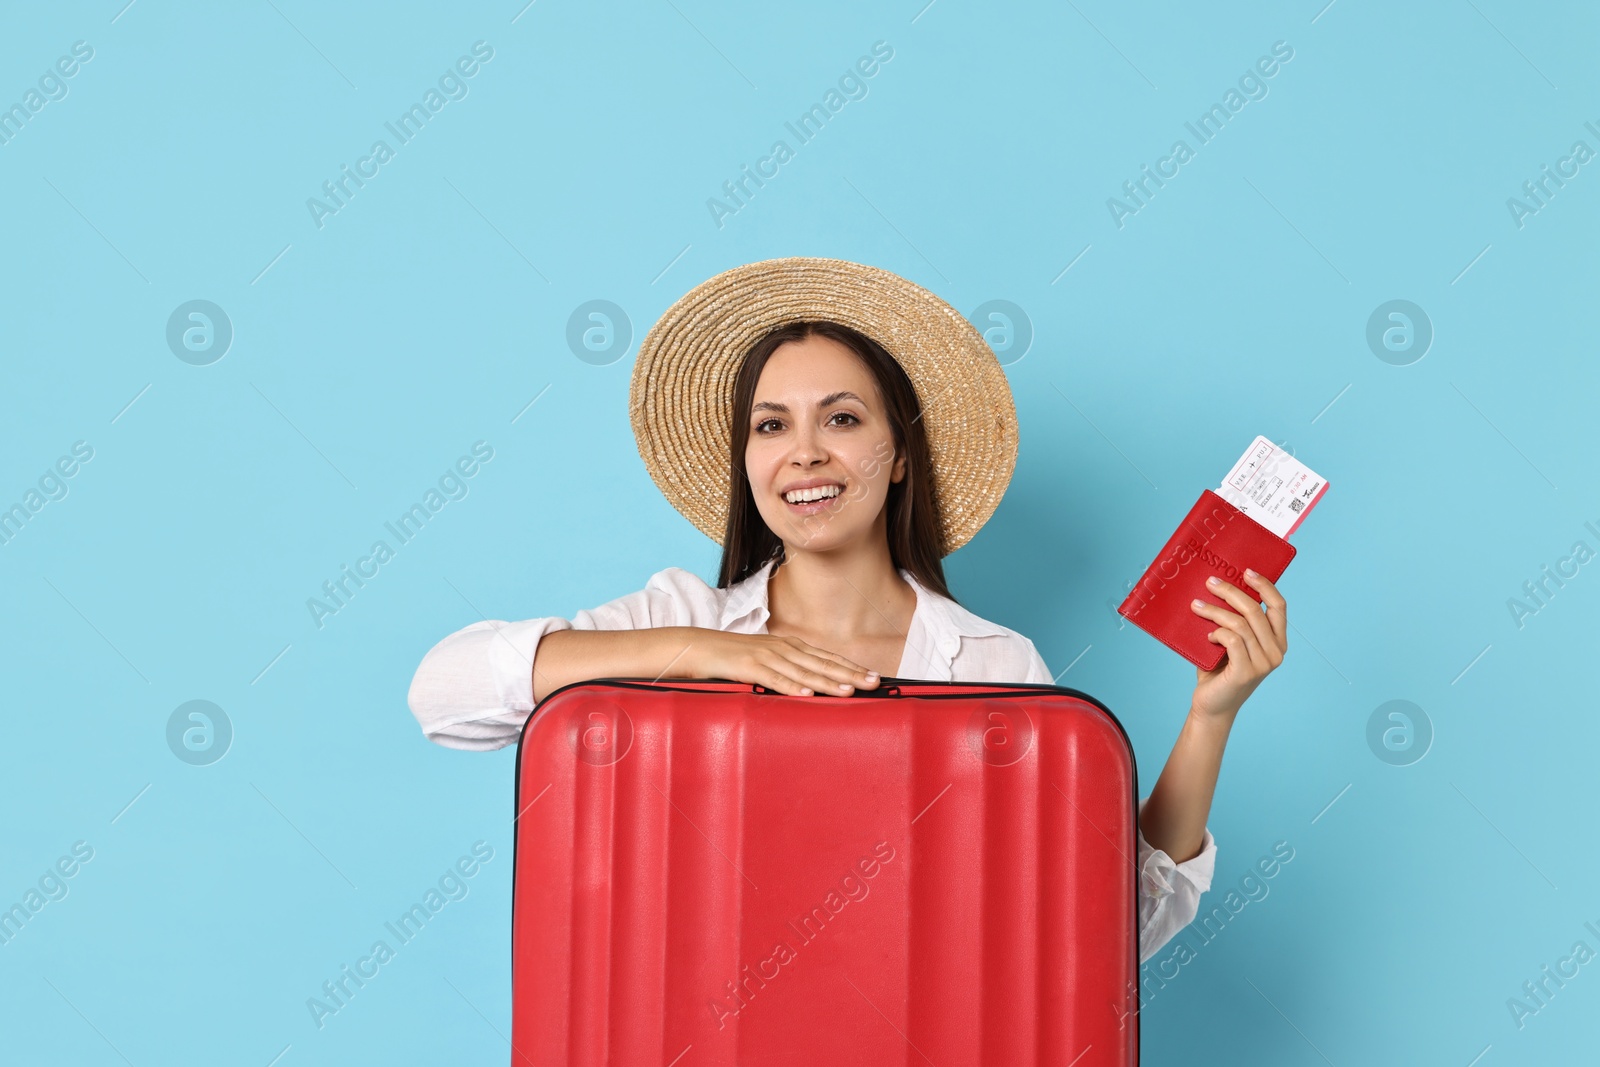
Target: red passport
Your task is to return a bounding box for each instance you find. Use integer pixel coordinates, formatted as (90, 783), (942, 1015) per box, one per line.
(1117, 489), (1297, 671)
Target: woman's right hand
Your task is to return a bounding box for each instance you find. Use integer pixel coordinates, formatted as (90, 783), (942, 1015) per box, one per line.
(682, 629), (880, 697)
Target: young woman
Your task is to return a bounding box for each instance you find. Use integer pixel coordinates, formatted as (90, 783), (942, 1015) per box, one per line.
(407, 257), (1289, 963)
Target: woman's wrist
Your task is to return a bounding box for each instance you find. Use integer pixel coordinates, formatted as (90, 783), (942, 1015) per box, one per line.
(650, 626), (706, 681)
(1176, 708), (1236, 770)
(1185, 703), (1239, 743)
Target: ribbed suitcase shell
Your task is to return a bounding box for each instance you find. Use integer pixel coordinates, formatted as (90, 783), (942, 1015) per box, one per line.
(511, 677), (1140, 1066)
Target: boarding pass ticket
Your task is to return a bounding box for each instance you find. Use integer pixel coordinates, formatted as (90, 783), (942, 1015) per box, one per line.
(1215, 436), (1328, 539)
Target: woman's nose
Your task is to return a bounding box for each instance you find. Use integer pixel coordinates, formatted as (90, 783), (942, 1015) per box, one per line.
(788, 420), (828, 464)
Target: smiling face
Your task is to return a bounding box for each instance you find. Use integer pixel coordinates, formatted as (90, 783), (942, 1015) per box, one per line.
(743, 333), (908, 556)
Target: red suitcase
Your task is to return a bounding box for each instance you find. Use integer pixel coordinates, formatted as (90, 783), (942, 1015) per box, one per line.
(511, 677), (1140, 1066)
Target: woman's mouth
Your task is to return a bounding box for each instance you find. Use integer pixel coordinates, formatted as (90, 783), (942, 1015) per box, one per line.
(782, 483), (845, 514)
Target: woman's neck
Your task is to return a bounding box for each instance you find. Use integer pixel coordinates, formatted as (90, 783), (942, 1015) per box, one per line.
(766, 538), (916, 645)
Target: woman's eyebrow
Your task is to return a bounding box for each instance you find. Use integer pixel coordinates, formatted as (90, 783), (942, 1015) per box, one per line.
(752, 391), (865, 414)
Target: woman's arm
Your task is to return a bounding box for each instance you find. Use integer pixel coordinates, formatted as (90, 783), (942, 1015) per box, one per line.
(1138, 569), (1288, 863)
(1137, 711), (1233, 863)
(532, 626), (704, 703)
(407, 569), (705, 750)
(533, 627), (880, 703)
(406, 566), (881, 750)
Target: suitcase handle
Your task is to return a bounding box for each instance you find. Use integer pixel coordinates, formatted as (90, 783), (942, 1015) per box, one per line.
(752, 681), (903, 697)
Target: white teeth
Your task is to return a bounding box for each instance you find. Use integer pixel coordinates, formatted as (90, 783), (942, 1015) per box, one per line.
(784, 484), (842, 503)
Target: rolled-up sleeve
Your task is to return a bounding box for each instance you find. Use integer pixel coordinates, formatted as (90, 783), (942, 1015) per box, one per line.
(406, 567), (709, 751)
(1136, 795), (1217, 962)
(406, 616), (575, 751)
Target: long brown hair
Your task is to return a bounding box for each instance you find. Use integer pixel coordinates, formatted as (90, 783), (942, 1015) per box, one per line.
(716, 320), (956, 603)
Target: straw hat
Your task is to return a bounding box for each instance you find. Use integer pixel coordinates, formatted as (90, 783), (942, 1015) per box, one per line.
(627, 256), (1018, 555)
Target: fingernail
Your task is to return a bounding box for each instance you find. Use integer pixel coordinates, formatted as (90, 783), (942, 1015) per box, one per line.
(866, 671), (880, 680)
(800, 688), (812, 696)
(1192, 598), (1205, 608)
(1207, 575), (1221, 585)
(838, 682), (853, 692)
(1245, 568), (1257, 578)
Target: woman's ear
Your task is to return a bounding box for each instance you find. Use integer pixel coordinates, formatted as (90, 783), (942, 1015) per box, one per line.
(890, 449), (907, 483)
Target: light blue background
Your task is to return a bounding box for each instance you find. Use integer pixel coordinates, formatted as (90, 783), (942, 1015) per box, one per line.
(2, 1), (1596, 1063)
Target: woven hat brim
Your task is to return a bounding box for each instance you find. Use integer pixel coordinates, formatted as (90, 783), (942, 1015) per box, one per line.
(628, 257), (1017, 555)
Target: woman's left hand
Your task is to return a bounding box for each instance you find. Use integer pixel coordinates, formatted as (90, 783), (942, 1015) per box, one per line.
(1188, 569), (1288, 723)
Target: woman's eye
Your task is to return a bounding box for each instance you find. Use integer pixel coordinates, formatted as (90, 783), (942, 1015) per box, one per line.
(754, 418), (781, 434)
(829, 412), (859, 427)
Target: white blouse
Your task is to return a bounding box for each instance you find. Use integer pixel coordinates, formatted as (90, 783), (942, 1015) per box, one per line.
(407, 557), (1217, 963)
